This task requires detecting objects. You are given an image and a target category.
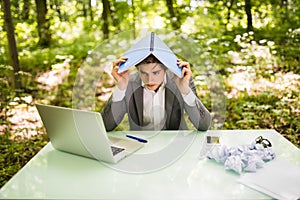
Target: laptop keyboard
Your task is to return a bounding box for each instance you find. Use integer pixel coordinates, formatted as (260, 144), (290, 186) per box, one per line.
(111, 146), (125, 156)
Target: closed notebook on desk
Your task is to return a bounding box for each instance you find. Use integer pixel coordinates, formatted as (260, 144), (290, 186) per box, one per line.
(238, 158), (300, 200)
(36, 104), (143, 163)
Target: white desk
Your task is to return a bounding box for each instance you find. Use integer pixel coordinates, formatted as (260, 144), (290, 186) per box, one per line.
(1, 130), (300, 199)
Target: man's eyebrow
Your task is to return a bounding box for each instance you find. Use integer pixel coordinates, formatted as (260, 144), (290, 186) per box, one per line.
(151, 63), (161, 70)
(139, 69), (148, 74)
(152, 69), (162, 73)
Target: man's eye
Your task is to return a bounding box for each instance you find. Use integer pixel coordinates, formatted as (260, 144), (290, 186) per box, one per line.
(153, 71), (160, 75)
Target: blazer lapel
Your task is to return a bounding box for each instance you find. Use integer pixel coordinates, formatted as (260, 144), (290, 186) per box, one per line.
(165, 87), (174, 128)
(131, 75), (144, 126)
(165, 72), (177, 128)
(133, 86), (144, 126)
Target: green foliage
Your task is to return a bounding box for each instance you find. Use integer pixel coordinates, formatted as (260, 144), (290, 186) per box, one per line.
(0, 65), (15, 119)
(277, 28), (300, 73)
(1, 0), (300, 190)
(225, 92), (300, 147)
(0, 128), (49, 188)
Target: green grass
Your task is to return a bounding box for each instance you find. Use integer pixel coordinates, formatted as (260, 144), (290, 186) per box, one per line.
(0, 128), (49, 188)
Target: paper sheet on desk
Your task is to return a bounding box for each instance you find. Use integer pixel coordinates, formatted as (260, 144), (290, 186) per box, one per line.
(238, 158), (300, 200)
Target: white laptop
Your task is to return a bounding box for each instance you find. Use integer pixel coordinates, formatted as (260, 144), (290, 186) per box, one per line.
(36, 104), (144, 163)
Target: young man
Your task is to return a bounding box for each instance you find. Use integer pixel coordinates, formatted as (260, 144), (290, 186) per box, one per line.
(101, 55), (211, 131)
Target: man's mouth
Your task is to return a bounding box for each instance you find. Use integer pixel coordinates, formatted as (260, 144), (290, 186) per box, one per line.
(146, 84), (156, 89)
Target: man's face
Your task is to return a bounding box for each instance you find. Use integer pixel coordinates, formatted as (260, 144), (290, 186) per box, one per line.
(138, 63), (166, 91)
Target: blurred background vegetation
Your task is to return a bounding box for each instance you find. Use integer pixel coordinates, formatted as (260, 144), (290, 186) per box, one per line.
(0, 0), (299, 188)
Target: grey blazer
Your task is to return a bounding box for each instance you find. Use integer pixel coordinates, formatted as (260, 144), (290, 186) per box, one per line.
(101, 71), (211, 131)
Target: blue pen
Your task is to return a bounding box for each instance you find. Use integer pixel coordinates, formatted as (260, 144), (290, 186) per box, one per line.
(126, 134), (148, 143)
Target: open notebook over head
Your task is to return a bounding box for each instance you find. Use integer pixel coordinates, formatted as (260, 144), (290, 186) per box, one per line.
(118, 32), (182, 78)
(36, 104), (144, 163)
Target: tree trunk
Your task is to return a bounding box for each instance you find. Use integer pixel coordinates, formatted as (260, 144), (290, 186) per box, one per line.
(166, 0), (180, 30)
(2, 0), (22, 90)
(245, 0), (253, 32)
(82, 0), (87, 18)
(109, 1), (120, 31)
(22, 0), (30, 20)
(102, 0), (109, 39)
(35, 0), (51, 47)
(88, 0), (93, 21)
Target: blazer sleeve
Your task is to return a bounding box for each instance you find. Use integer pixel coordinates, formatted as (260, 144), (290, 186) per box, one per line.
(184, 78), (212, 131)
(101, 96), (127, 131)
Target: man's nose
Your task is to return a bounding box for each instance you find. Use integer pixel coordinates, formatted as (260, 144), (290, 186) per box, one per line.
(148, 74), (155, 82)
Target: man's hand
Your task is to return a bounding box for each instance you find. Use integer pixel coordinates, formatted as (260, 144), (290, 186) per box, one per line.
(174, 60), (192, 95)
(111, 57), (129, 90)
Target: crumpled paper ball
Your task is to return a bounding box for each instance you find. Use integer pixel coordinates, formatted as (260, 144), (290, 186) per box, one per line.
(206, 143), (275, 174)
(224, 155), (243, 174)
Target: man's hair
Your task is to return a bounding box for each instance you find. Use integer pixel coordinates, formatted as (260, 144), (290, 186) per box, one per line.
(136, 55), (167, 70)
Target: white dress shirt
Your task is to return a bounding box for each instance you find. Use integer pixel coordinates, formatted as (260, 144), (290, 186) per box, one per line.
(141, 76), (167, 130)
(112, 74), (197, 130)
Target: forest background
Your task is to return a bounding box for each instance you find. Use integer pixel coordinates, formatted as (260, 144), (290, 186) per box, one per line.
(0, 0), (299, 188)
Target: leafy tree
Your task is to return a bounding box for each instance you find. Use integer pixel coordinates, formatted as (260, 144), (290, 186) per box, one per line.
(101, 0), (110, 39)
(22, 0), (30, 20)
(35, 0), (51, 47)
(49, 0), (63, 21)
(244, 0), (253, 32)
(165, 0), (180, 30)
(2, 0), (21, 90)
(1, 0), (300, 189)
